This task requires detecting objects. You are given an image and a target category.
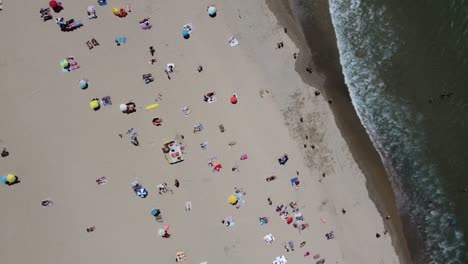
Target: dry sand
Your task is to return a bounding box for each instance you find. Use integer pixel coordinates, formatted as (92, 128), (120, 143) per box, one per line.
(0, 0), (400, 263)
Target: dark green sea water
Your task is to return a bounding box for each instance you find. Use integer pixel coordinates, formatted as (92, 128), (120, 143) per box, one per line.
(294, 0), (468, 262)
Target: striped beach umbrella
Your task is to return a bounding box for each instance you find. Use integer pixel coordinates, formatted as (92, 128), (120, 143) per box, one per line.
(137, 188), (148, 198)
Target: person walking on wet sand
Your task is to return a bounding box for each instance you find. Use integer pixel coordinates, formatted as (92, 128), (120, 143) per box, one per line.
(149, 46), (155, 56)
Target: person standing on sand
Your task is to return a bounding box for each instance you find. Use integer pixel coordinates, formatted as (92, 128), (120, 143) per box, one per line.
(174, 179), (180, 188)
(149, 46), (155, 56)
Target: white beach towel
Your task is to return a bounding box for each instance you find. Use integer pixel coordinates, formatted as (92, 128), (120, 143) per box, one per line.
(229, 37), (239, 47)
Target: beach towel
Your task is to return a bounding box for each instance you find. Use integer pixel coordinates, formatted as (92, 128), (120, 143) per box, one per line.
(183, 23), (193, 33)
(115, 36), (127, 44)
(101, 96), (112, 106)
(263, 233), (274, 244)
(200, 142), (208, 150)
(181, 106), (191, 116)
(229, 37), (239, 47)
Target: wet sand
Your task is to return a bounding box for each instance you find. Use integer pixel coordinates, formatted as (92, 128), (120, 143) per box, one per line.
(266, 0), (413, 263)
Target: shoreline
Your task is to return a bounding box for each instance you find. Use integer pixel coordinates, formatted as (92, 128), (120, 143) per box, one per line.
(266, 0), (413, 263)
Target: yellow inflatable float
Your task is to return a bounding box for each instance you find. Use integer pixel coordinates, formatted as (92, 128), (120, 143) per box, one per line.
(145, 103), (159, 110)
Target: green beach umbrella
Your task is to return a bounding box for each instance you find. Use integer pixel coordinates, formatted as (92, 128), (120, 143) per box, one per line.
(60, 59), (69, 68)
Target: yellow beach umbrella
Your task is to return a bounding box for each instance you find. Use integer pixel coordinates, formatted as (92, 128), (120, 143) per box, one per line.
(6, 174), (16, 184)
(228, 195), (238, 205)
(90, 99), (100, 110)
(112, 7), (120, 16)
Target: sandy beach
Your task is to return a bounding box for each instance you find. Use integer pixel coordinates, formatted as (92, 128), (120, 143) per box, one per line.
(1, 0), (401, 263)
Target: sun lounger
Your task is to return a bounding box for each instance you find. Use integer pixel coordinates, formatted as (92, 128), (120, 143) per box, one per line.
(86, 41), (93, 49)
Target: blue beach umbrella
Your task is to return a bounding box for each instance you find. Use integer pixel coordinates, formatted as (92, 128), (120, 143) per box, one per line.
(182, 29), (190, 39)
(151, 209), (160, 216)
(79, 79), (88, 90)
(1, 176), (7, 184)
(137, 188), (148, 198)
(208, 6), (217, 17)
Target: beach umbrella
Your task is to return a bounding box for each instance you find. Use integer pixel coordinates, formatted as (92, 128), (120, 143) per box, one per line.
(137, 188), (148, 198)
(6, 174), (16, 184)
(60, 59), (69, 69)
(151, 209), (160, 216)
(158, 228), (166, 237)
(207, 6), (217, 17)
(228, 195), (238, 205)
(87, 5), (95, 13)
(79, 79), (88, 89)
(182, 29), (190, 39)
(90, 99), (100, 110)
(230, 94), (238, 104)
(49, 0), (58, 8)
(1, 176), (7, 184)
(120, 104), (128, 112)
(112, 7), (120, 16)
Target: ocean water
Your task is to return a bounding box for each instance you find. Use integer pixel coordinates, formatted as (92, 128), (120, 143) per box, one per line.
(290, 0), (468, 262)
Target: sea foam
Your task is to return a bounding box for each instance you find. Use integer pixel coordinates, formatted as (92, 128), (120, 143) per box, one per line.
(328, 0), (466, 262)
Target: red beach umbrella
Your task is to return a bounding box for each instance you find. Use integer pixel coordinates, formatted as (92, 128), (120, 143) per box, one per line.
(49, 0), (58, 8)
(230, 93), (238, 104)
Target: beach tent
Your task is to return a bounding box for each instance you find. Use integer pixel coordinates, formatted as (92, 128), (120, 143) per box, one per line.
(207, 6), (217, 17)
(228, 195), (238, 205)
